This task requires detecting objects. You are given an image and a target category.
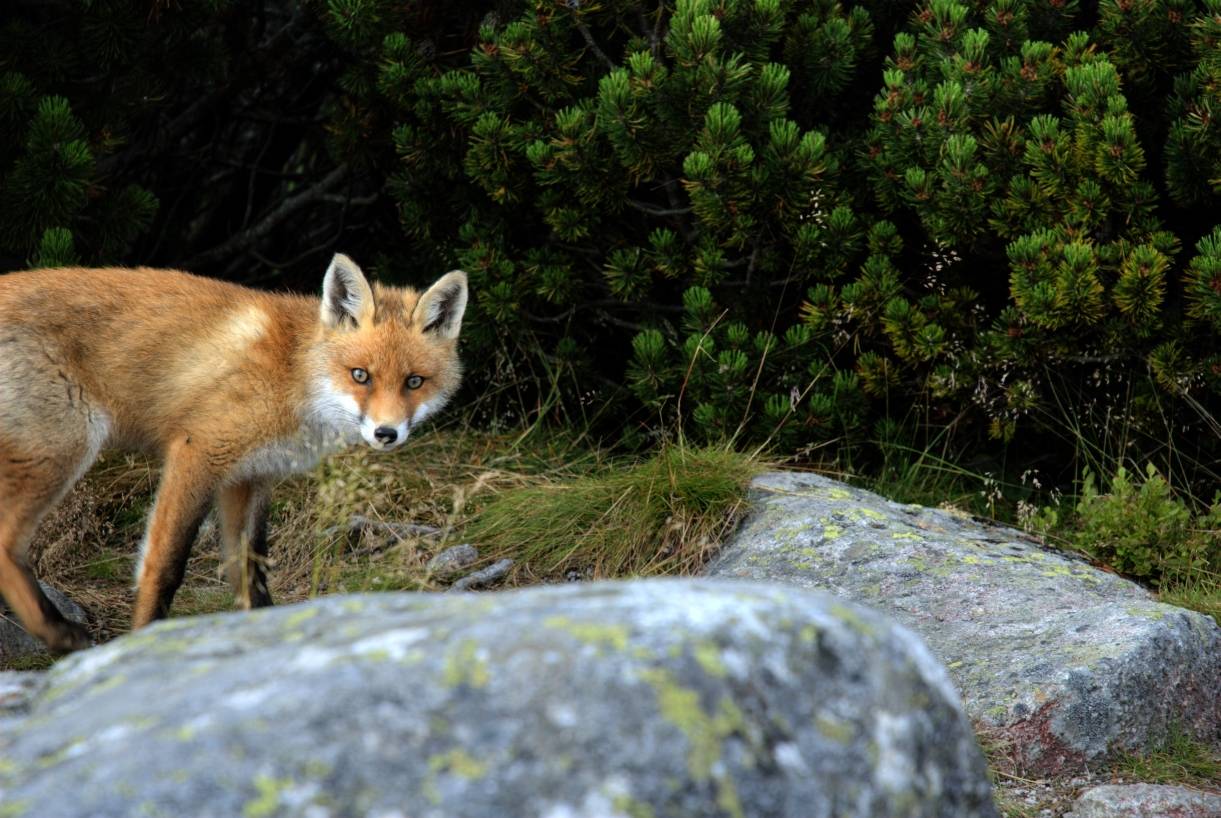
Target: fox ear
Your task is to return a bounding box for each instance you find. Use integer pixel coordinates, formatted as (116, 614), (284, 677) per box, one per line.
(413, 271), (468, 339)
(320, 253), (375, 329)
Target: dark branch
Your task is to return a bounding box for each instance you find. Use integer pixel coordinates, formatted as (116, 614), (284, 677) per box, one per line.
(184, 163), (351, 269)
(573, 18), (617, 71)
(625, 199), (692, 217)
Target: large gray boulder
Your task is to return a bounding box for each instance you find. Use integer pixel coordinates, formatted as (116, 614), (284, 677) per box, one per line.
(0, 580), (998, 818)
(706, 472), (1221, 775)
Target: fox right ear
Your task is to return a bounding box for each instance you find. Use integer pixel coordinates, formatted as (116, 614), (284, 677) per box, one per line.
(320, 253), (375, 329)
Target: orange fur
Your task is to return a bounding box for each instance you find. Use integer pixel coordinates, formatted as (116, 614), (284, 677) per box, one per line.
(0, 254), (467, 652)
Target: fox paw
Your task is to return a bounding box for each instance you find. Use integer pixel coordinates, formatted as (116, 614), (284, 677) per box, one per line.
(44, 620), (92, 655)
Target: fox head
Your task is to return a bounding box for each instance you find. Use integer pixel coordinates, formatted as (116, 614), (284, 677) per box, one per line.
(310, 253), (467, 451)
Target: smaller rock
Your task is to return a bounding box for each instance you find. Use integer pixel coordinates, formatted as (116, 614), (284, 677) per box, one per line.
(426, 543), (479, 577)
(1065, 784), (1221, 818)
(1, 583), (88, 661)
(448, 558), (514, 592)
(0, 672), (45, 717)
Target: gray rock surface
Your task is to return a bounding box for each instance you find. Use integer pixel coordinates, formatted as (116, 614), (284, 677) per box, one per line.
(0, 580), (998, 818)
(706, 472), (1221, 775)
(1064, 784), (1221, 817)
(0, 583), (88, 661)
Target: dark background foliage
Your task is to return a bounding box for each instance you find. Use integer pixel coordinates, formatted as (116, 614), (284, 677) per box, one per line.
(2, 0), (1219, 500)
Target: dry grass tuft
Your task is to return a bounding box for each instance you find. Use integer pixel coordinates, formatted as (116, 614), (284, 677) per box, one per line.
(463, 444), (763, 582)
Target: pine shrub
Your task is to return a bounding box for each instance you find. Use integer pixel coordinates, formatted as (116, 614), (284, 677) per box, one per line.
(4, 0), (1219, 494)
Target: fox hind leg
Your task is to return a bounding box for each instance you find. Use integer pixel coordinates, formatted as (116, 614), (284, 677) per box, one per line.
(217, 480), (274, 610)
(0, 381), (107, 652)
(0, 472), (95, 653)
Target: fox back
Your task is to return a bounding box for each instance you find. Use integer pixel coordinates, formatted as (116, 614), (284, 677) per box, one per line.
(0, 254), (467, 652)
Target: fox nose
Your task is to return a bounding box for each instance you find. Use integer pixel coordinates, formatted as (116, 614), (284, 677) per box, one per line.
(374, 426), (398, 445)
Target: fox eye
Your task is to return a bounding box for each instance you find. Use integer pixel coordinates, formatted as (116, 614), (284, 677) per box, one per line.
(351, 368), (369, 385)
(406, 374), (424, 390)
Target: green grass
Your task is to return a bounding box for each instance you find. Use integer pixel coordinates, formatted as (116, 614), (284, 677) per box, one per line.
(0, 653), (56, 672)
(463, 444), (763, 580)
(1112, 727), (1221, 789)
(80, 547), (132, 582)
(863, 442), (1007, 518)
(170, 586), (236, 619)
(1158, 577), (1221, 626)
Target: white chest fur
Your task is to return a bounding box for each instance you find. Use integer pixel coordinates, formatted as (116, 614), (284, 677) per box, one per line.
(228, 379), (364, 482)
(229, 422), (360, 482)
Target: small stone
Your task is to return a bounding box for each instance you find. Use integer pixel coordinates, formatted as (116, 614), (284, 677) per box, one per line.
(427, 544), (479, 578)
(448, 559), (514, 592)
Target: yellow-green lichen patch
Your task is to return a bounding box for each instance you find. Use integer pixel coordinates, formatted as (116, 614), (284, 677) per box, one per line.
(544, 616), (630, 653)
(35, 736), (86, 770)
(825, 487), (852, 501)
(891, 531), (923, 542)
(442, 639), (490, 689)
(829, 603), (876, 638)
(693, 643), (727, 678)
(815, 714), (855, 744)
(773, 523), (810, 543)
(639, 668), (746, 818)
(300, 759), (332, 781)
(1036, 564), (1104, 585)
(613, 794), (657, 818)
(244, 775), (294, 818)
(283, 607), (320, 628)
(821, 525), (843, 540)
(421, 749), (489, 804)
(1125, 606), (1166, 620)
(0, 800), (28, 818)
(798, 624), (818, 645)
(428, 748), (489, 780)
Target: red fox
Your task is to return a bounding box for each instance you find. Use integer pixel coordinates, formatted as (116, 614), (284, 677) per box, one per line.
(0, 254), (467, 653)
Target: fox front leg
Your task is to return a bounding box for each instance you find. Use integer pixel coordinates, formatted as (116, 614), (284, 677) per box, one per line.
(132, 441), (218, 628)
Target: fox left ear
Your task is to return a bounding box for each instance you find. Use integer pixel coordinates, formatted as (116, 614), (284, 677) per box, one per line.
(413, 271), (468, 339)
